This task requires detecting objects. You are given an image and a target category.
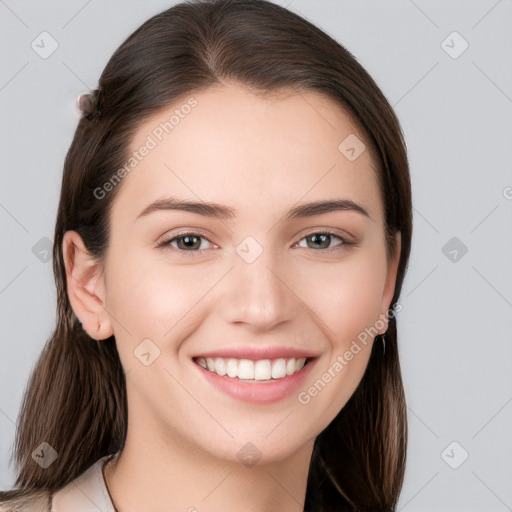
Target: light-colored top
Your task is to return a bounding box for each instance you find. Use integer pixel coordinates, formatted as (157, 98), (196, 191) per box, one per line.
(51, 454), (117, 512)
(0, 454), (117, 512)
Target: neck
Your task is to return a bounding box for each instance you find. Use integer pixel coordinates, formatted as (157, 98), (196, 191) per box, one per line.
(105, 424), (313, 512)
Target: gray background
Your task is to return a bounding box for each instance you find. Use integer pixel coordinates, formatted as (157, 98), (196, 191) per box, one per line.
(1, 0), (511, 510)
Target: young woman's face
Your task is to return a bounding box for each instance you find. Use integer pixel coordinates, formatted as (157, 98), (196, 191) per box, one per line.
(101, 82), (399, 464)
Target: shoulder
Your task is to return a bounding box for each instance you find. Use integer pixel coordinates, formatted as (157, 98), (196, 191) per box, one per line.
(1, 454), (117, 512)
(0, 490), (51, 512)
(51, 455), (116, 512)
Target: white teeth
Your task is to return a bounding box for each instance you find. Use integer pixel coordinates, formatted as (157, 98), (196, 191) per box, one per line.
(286, 358), (296, 376)
(295, 357), (306, 372)
(226, 358), (238, 378)
(214, 357), (226, 376)
(254, 360), (271, 380)
(238, 359), (254, 379)
(196, 356), (308, 381)
(271, 358), (287, 379)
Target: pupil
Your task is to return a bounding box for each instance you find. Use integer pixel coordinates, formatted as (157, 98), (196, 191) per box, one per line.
(310, 234), (329, 249)
(180, 235), (200, 250)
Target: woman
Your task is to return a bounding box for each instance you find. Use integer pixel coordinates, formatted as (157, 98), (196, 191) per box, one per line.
(0, 0), (412, 510)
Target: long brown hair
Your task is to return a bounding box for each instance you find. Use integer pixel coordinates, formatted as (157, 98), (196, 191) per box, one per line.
(1, 1), (412, 510)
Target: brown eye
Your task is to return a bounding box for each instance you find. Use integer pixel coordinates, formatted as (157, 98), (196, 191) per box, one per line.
(157, 232), (215, 253)
(307, 234), (334, 249)
(175, 235), (203, 250)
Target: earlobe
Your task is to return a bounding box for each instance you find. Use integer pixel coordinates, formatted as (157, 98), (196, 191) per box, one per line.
(62, 231), (113, 340)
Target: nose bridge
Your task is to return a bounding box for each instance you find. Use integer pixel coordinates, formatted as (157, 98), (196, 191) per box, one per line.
(219, 235), (299, 331)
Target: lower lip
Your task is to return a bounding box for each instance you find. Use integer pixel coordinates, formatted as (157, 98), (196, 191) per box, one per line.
(195, 359), (316, 404)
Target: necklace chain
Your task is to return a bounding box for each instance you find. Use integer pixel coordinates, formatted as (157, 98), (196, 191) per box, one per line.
(102, 456), (121, 512)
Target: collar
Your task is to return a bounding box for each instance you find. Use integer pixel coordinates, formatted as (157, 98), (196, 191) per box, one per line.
(51, 454), (118, 512)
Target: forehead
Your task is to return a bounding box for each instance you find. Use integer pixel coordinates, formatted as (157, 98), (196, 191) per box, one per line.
(113, 82), (382, 225)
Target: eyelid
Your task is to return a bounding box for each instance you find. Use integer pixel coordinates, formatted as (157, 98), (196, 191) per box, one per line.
(294, 231), (355, 254)
(155, 229), (216, 250)
(295, 226), (357, 245)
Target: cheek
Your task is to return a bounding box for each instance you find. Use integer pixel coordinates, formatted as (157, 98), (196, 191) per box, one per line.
(104, 250), (214, 353)
(292, 250), (385, 409)
(295, 255), (386, 348)
(293, 258), (385, 429)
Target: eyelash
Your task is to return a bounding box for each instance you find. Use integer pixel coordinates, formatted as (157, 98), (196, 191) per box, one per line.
(156, 230), (355, 257)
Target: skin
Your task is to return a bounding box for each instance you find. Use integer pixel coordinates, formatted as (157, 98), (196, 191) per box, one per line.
(63, 82), (400, 512)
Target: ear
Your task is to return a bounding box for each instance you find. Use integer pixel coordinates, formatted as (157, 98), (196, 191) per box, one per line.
(62, 230), (113, 340)
(379, 231), (401, 329)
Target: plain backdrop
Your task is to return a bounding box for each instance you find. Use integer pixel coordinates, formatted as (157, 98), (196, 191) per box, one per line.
(1, 1), (511, 510)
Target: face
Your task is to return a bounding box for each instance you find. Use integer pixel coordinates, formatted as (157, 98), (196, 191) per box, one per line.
(84, 83), (399, 465)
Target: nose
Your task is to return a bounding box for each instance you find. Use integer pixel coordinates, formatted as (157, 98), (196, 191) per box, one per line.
(218, 241), (301, 333)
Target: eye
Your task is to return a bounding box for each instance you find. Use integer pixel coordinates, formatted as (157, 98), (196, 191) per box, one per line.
(296, 232), (353, 251)
(156, 230), (354, 256)
(157, 232), (216, 253)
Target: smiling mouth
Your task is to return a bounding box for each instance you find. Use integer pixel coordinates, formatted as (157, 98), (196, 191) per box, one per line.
(193, 356), (313, 382)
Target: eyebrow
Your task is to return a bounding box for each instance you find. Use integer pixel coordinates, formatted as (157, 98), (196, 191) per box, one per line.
(136, 196), (372, 222)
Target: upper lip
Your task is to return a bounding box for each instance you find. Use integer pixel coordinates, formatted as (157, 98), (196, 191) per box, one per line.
(193, 346), (320, 360)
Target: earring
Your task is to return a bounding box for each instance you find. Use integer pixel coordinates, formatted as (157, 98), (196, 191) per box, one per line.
(380, 331), (386, 356)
